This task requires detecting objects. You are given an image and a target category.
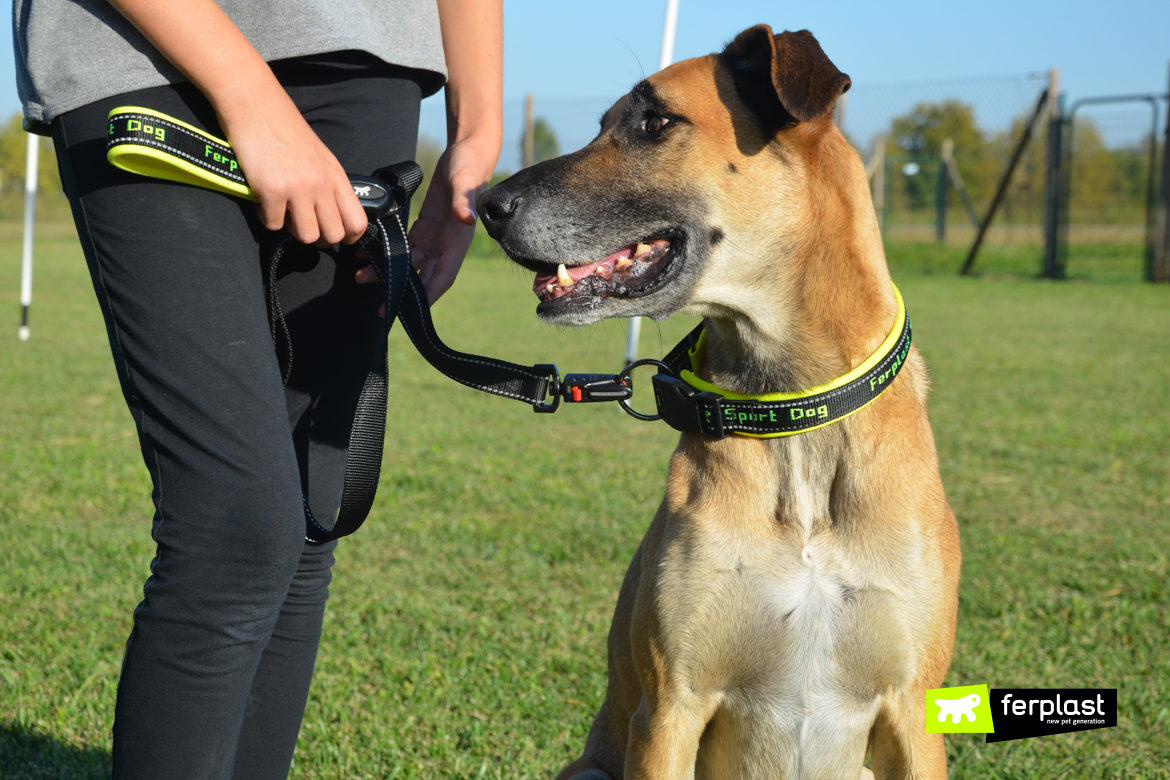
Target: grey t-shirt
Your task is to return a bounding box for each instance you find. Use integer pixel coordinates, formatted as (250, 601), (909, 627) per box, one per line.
(13, 0), (448, 134)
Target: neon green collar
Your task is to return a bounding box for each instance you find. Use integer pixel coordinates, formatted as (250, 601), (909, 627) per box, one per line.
(652, 284), (910, 438)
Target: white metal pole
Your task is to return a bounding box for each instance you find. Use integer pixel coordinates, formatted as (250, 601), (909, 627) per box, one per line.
(658, 0), (679, 72)
(18, 132), (38, 341)
(625, 0), (679, 365)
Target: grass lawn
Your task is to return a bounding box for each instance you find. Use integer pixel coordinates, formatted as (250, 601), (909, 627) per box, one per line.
(1, 228), (1167, 779)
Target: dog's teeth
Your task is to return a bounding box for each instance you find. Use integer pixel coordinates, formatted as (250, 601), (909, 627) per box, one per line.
(616, 257), (632, 269)
(545, 283), (555, 293)
(557, 264), (573, 287)
(635, 242), (650, 257)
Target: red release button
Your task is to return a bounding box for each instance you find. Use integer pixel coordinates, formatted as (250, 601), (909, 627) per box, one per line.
(571, 385), (583, 402)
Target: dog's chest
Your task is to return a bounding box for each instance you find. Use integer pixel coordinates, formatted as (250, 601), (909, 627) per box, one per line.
(658, 439), (913, 770)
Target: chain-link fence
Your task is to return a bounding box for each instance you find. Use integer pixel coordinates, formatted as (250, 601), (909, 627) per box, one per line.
(420, 95), (615, 175)
(420, 77), (1167, 282)
(1058, 99), (1162, 281)
(841, 75), (1051, 275)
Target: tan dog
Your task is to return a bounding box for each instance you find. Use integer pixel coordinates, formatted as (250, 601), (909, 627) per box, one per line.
(478, 24), (960, 780)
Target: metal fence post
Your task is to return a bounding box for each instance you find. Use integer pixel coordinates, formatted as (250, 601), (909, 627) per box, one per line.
(18, 132), (39, 341)
(1042, 68), (1063, 279)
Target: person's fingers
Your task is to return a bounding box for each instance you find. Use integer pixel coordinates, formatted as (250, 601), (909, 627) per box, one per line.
(447, 170), (480, 226)
(355, 265), (379, 284)
(314, 197), (346, 247)
(410, 246), (431, 272)
(422, 250), (465, 304)
(257, 197), (287, 233)
(337, 180), (369, 244)
(285, 196), (320, 244)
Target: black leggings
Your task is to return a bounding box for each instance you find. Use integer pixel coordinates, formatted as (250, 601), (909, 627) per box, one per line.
(53, 55), (422, 780)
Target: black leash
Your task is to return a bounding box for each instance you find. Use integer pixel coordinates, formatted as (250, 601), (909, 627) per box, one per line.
(268, 163), (576, 543)
(106, 107), (912, 544)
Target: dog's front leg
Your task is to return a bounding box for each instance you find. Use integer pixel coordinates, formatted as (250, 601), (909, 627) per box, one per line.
(623, 688), (720, 780)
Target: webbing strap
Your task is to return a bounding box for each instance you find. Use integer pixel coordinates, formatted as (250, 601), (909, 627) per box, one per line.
(107, 107), (257, 200)
(277, 166), (552, 544)
(651, 287), (911, 439)
(105, 107), (557, 544)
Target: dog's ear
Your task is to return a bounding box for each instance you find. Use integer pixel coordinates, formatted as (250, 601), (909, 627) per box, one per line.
(721, 25), (851, 134)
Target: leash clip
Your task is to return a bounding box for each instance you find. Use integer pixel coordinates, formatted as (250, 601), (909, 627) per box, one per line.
(561, 373), (633, 404)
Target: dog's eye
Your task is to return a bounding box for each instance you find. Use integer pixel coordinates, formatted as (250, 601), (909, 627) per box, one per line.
(642, 115), (671, 135)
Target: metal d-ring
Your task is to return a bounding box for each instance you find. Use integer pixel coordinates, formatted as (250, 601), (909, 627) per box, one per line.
(617, 359), (673, 421)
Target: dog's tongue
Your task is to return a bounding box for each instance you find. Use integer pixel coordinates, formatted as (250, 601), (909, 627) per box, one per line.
(532, 245), (637, 292)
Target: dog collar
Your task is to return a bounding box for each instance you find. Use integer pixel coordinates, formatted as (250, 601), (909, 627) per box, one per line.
(650, 284), (911, 439)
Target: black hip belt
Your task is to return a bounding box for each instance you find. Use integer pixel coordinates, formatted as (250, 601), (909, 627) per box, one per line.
(106, 106), (911, 544)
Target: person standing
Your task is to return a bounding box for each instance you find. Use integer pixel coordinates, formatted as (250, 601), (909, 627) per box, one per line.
(13, 0), (503, 777)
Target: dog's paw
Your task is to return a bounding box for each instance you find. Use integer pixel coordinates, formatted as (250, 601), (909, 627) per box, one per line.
(564, 771), (612, 780)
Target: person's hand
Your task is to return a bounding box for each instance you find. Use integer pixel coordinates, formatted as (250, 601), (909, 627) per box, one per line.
(106, 0), (367, 247)
(218, 83), (367, 246)
(408, 138), (497, 304)
(355, 137), (496, 308)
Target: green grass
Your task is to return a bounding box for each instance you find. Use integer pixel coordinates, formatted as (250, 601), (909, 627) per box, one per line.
(1, 226), (1168, 778)
(885, 240), (1152, 284)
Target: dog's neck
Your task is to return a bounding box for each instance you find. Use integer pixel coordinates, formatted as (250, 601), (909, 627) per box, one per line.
(698, 133), (896, 398)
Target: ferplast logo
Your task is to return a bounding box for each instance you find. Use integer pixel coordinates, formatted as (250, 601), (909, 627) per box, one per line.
(926, 684), (995, 734)
(925, 686), (1117, 742)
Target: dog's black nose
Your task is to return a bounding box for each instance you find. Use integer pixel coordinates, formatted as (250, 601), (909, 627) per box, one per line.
(477, 186), (522, 239)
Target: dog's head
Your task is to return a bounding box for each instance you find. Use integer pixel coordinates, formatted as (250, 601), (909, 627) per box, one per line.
(478, 25), (853, 326)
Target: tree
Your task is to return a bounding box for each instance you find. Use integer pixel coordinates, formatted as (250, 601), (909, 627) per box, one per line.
(0, 112), (63, 198)
(886, 100), (985, 213)
(889, 100), (983, 157)
(1068, 117), (1122, 222)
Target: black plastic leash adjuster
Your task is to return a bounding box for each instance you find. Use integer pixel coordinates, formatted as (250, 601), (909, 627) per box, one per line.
(561, 373), (633, 404)
(347, 174), (393, 218)
(533, 364), (561, 413)
(652, 374), (729, 439)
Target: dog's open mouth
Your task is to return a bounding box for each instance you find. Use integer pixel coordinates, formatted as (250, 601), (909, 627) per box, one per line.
(522, 237), (680, 312)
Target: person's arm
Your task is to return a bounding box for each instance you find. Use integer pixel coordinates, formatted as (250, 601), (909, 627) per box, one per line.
(107, 0), (366, 245)
(407, 0), (504, 303)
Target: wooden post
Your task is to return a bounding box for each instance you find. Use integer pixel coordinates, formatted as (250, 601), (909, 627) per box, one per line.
(1042, 68), (1064, 279)
(868, 135), (886, 234)
(961, 87), (1048, 276)
(1156, 63), (1170, 282)
(937, 139), (952, 243)
(523, 94), (535, 169)
(941, 138), (981, 229)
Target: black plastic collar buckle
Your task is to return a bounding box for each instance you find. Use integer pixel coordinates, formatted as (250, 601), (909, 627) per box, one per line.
(652, 374), (728, 439)
(561, 373), (633, 404)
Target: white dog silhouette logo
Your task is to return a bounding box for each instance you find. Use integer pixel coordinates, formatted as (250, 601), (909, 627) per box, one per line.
(935, 693), (981, 723)
(353, 185), (372, 197)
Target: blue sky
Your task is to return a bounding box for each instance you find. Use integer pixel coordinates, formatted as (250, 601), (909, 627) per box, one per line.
(496, 0), (1169, 100)
(4, 0), (1168, 169)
